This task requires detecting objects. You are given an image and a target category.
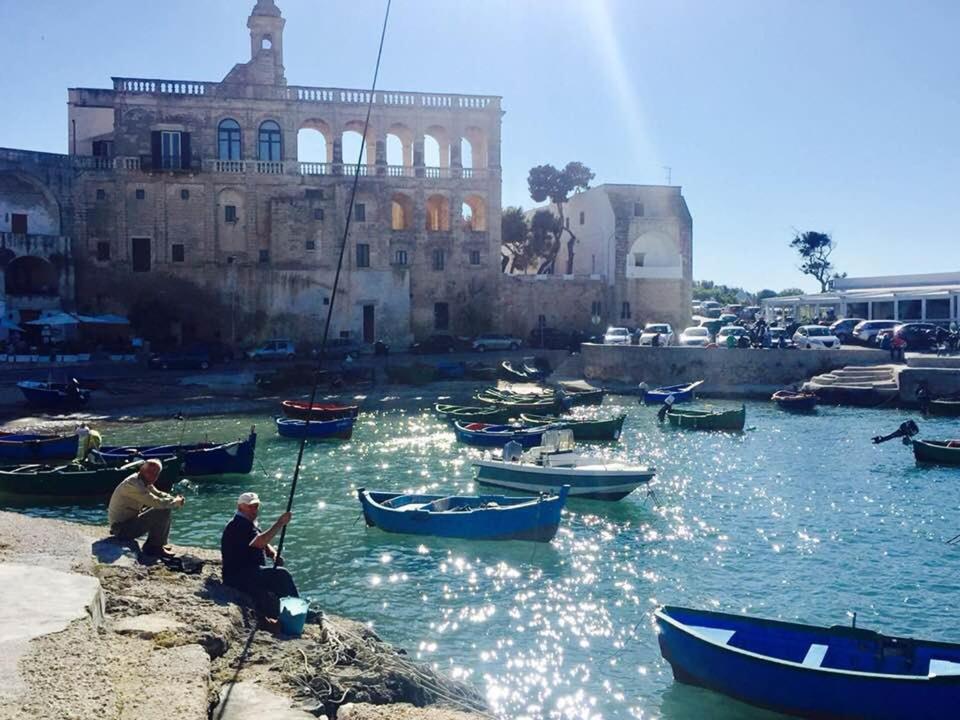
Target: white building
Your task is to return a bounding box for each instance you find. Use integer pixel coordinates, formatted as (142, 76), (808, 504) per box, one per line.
(762, 272), (960, 326)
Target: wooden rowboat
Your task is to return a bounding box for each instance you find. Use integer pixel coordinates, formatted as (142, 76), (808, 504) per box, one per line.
(453, 422), (554, 448)
(275, 417), (355, 440)
(281, 400), (359, 421)
(926, 399), (960, 417)
(0, 457), (182, 497)
(97, 428), (257, 476)
(772, 390), (818, 411)
(913, 439), (960, 466)
(434, 404), (518, 424)
(519, 413), (625, 441)
(642, 381), (703, 405)
(667, 405), (746, 431)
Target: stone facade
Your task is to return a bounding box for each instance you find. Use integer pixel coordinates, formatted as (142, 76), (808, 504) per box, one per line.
(60, 0), (501, 346)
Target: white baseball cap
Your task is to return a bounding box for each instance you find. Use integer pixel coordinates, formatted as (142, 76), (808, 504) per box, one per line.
(237, 492), (261, 506)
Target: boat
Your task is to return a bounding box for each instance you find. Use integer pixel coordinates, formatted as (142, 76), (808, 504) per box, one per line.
(474, 429), (654, 500)
(667, 405), (746, 431)
(500, 360), (534, 382)
(0, 431), (85, 463)
(772, 389), (818, 411)
(357, 485), (568, 542)
(926, 398), (960, 417)
(435, 404), (518, 424)
(275, 416), (355, 440)
(453, 421), (555, 448)
(641, 381), (703, 405)
(17, 380), (91, 408)
(280, 400), (359, 421)
(385, 363), (436, 385)
(0, 457), (183, 497)
(912, 439), (960, 466)
(559, 387), (605, 407)
(519, 413), (625, 441)
(655, 605), (960, 720)
(96, 427), (257, 476)
(474, 393), (566, 415)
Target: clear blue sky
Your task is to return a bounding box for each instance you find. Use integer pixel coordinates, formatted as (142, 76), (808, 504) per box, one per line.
(2, 0), (958, 293)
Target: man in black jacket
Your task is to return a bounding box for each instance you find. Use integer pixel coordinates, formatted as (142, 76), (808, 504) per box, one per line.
(220, 492), (299, 627)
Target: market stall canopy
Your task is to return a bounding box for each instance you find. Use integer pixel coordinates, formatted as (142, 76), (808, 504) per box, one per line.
(25, 312), (81, 326)
(81, 314), (131, 325)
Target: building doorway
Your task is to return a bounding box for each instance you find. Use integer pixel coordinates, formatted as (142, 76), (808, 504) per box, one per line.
(434, 302), (449, 331)
(363, 304), (375, 343)
(132, 238), (151, 272)
(11, 214), (27, 234)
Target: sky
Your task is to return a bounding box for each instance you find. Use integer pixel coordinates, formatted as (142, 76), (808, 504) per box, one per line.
(1, 0), (958, 294)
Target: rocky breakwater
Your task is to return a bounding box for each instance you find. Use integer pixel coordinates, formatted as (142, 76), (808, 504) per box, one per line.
(0, 510), (489, 720)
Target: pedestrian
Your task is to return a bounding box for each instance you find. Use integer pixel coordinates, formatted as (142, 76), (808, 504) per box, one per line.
(107, 459), (184, 558)
(891, 334), (907, 362)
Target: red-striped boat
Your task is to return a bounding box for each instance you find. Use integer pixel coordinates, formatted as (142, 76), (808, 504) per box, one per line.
(281, 400), (360, 421)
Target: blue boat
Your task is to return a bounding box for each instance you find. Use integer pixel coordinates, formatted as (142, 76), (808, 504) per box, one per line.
(275, 417), (355, 440)
(641, 380), (703, 405)
(0, 431), (82, 462)
(655, 605), (960, 720)
(17, 380), (91, 409)
(357, 486), (568, 542)
(96, 427), (256, 476)
(452, 421), (554, 448)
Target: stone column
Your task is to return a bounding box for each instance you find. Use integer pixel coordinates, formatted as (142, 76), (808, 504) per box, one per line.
(450, 140), (462, 179)
(332, 138), (343, 175)
(375, 138), (387, 176)
(413, 140), (425, 178)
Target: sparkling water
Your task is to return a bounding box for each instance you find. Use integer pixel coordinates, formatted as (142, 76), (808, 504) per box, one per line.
(9, 398), (960, 719)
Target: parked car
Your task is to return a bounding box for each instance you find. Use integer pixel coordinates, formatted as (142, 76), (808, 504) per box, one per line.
(410, 334), (458, 354)
(741, 306), (761, 321)
(875, 327), (897, 350)
(528, 327), (571, 350)
(472, 334), (521, 352)
(700, 307), (722, 319)
(793, 325), (841, 349)
(638, 323), (675, 346)
(149, 344), (214, 370)
(718, 313), (739, 325)
(830, 318), (865, 344)
(247, 339), (296, 361)
(678, 326), (711, 347)
(698, 318), (724, 338)
(894, 323), (942, 351)
(717, 326), (749, 346)
(769, 327), (795, 348)
(852, 320), (899, 345)
(602, 326), (632, 345)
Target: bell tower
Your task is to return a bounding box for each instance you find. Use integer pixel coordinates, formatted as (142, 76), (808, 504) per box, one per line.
(246, 0), (286, 85)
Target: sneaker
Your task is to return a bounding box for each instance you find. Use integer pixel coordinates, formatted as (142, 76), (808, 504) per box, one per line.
(142, 545), (177, 559)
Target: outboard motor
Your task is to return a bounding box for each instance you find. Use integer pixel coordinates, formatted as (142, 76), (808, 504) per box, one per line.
(871, 420), (920, 445)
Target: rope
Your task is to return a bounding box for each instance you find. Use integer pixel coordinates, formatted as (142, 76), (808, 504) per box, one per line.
(274, 0), (392, 565)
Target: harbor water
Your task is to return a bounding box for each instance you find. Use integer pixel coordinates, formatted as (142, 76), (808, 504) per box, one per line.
(8, 397), (960, 719)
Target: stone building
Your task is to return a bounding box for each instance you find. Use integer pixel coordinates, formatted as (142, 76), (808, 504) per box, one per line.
(61, 0), (502, 346)
(500, 184), (692, 337)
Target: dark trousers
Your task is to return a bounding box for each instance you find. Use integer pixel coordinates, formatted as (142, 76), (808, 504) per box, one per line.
(229, 567), (299, 619)
(111, 508), (172, 552)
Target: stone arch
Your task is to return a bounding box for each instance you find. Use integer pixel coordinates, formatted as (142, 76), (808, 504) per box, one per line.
(463, 127), (487, 169)
(386, 123), (413, 167)
(462, 194), (487, 232)
(298, 119), (333, 164)
(342, 120), (376, 168)
(391, 192), (414, 230)
(0, 172), (61, 236)
(425, 194), (450, 232)
(626, 231), (682, 279)
(424, 125), (450, 169)
(5, 255), (57, 296)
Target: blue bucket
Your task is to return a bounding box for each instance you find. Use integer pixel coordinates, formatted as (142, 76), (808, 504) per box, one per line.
(278, 597), (309, 636)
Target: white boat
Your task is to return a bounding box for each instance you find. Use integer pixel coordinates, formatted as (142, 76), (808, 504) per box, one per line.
(473, 429), (655, 501)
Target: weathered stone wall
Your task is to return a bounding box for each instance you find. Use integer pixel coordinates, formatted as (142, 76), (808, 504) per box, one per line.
(582, 344), (893, 396)
(497, 275), (607, 338)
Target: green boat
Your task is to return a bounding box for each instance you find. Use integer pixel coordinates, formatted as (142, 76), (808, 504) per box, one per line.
(913, 439), (960, 465)
(667, 405), (746, 431)
(434, 404), (519, 424)
(0, 457), (183, 497)
(926, 399), (960, 417)
(520, 413), (625, 441)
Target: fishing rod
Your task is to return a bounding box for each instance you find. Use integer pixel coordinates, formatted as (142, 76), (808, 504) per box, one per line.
(274, 0), (392, 566)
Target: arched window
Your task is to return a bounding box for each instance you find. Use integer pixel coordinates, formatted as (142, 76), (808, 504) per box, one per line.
(426, 195), (450, 232)
(258, 120), (282, 161)
(218, 119), (242, 160)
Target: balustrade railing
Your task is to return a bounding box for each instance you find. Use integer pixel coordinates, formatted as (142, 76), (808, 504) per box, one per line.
(255, 161), (285, 175)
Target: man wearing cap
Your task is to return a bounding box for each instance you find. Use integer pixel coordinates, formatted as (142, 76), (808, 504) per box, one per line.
(108, 459), (184, 558)
(220, 491), (299, 626)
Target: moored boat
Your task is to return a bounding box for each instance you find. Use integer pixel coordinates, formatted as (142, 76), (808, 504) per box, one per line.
(357, 486), (567, 542)
(519, 413), (625, 441)
(0, 457), (182, 497)
(280, 400), (360, 421)
(500, 360), (534, 382)
(641, 380), (703, 405)
(453, 421), (554, 448)
(913, 439), (960, 466)
(667, 405), (746, 431)
(926, 398), (960, 417)
(0, 430), (89, 463)
(275, 416), (355, 440)
(17, 380), (92, 409)
(772, 389), (818, 411)
(434, 404), (518, 424)
(655, 605), (960, 720)
(560, 387), (605, 407)
(96, 427), (256, 476)
(474, 430), (653, 501)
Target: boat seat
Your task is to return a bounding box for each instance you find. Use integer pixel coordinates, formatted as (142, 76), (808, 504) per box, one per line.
(689, 625), (736, 645)
(802, 644), (829, 667)
(928, 659), (960, 677)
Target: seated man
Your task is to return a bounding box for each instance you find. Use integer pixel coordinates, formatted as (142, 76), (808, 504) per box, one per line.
(220, 492), (298, 627)
(107, 459), (184, 558)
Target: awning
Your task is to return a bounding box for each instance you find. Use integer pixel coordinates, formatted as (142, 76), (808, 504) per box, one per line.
(77, 314), (131, 325)
(25, 312), (80, 326)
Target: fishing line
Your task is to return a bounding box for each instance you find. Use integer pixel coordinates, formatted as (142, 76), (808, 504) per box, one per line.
(274, 0), (392, 565)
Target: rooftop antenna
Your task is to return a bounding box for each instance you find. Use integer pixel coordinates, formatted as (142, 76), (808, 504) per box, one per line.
(663, 166), (672, 185)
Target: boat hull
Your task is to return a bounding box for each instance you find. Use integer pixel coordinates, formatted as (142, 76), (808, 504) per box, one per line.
(281, 400), (359, 421)
(453, 422), (549, 448)
(772, 391), (818, 411)
(656, 606), (960, 720)
(927, 399), (960, 417)
(275, 417), (355, 440)
(0, 457), (182, 497)
(98, 430), (256, 476)
(358, 487), (566, 542)
(519, 413), (625, 441)
(0, 433), (81, 462)
(667, 406), (746, 431)
(643, 382), (701, 405)
(474, 460), (652, 500)
(913, 439), (960, 466)
(17, 381), (91, 408)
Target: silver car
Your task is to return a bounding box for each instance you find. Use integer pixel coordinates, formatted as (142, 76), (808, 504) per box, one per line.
(473, 333), (522, 352)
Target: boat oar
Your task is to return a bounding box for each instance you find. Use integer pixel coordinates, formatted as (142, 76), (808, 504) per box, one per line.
(273, 0), (392, 567)
(946, 533), (960, 545)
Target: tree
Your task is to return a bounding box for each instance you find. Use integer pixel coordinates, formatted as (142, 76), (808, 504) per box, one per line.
(790, 231), (843, 292)
(500, 207), (529, 273)
(527, 161), (594, 274)
(756, 289), (778, 301)
(777, 288), (805, 297)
